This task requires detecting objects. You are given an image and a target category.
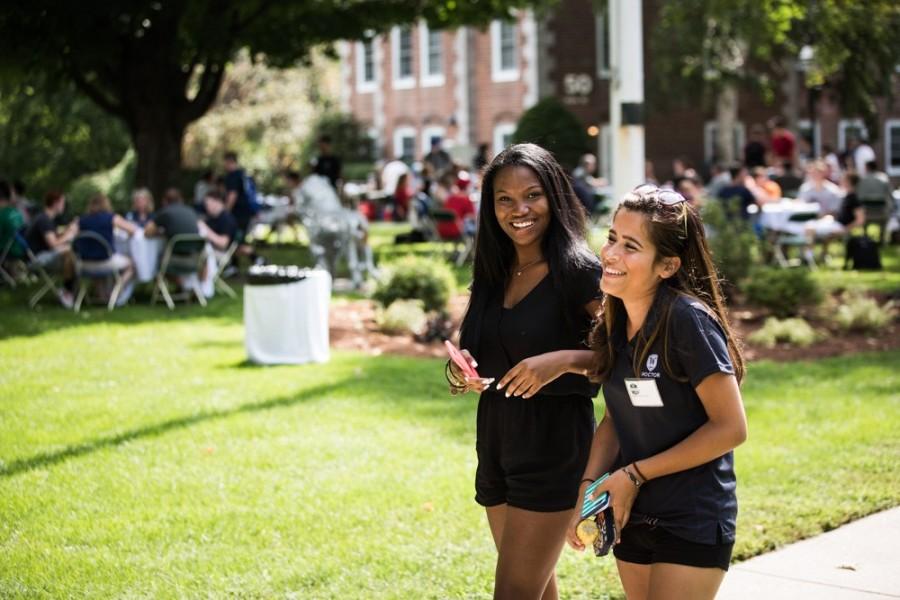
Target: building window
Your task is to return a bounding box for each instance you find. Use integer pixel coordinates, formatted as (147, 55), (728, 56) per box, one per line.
(595, 11), (610, 79)
(703, 121), (747, 164)
(491, 19), (519, 82)
(393, 126), (417, 161)
(392, 26), (415, 89)
(885, 120), (900, 176)
(421, 126), (446, 154)
(420, 24), (444, 86)
(493, 122), (517, 156)
(838, 118), (868, 152)
(356, 38), (376, 93)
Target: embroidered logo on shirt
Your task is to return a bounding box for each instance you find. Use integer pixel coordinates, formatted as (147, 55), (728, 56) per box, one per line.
(641, 353), (661, 378)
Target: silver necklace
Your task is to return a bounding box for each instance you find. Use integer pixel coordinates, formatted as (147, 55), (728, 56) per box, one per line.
(514, 258), (545, 276)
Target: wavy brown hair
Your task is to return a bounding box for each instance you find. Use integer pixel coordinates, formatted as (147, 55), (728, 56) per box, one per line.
(590, 186), (745, 384)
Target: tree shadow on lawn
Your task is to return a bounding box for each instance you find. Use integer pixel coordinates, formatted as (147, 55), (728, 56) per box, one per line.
(0, 286), (247, 341)
(0, 379), (349, 479)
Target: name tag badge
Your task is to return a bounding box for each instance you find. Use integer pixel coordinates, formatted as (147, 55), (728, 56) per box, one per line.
(624, 378), (664, 407)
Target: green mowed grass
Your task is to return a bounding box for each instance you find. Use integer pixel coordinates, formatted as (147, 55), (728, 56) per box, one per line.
(2, 290), (898, 598)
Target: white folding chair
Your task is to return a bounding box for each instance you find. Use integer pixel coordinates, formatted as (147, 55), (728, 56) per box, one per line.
(0, 235), (19, 287)
(151, 233), (208, 310)
(13, 233), (66, 308)
(72, 230), (127, 312)
(212, 240), (239, 299)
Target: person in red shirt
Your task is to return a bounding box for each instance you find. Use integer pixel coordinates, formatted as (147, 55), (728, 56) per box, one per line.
(392, 172), (414, 221)
(768, 116), (796, 167)
(436, 171), (476, 239)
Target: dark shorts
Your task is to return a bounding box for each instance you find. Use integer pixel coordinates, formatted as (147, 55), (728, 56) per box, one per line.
(475, 391), (594, 513)
(613, 522), (733, 571)
(234, 215), (252, 244)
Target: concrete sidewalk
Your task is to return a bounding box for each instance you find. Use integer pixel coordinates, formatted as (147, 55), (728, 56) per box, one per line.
(718, 507), (900, 599)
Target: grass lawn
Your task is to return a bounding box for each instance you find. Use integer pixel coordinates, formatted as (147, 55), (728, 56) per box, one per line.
(1, 283), (898, 598)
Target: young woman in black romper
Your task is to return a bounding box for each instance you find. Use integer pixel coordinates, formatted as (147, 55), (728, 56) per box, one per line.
(566, 185), (747, 599)
(446, 144), (602, 599)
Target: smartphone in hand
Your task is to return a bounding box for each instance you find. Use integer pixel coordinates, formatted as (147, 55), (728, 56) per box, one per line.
(444, 340), (480, 379)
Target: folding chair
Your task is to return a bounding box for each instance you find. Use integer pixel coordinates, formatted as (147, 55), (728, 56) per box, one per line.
(430, 208), (474, 266)
(772, 211), (819, 268)
(859, 197), (889, 245)
(0, 235), (19, 287)
(15, 232), (65, 308)
(151, 233), (208, 310)
(72, 231), (127, 312)
(212, 240), (239, 299)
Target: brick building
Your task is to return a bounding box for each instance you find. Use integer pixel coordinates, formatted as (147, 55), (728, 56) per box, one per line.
(339, 0), (900, 184)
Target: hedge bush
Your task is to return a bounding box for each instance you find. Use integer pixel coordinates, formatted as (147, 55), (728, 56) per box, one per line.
(749, 317), (820, 348)
(744, 267), (823, 318)
(701, 199), (756, 296)
(513, 97), (589, 171)
(834, 291), (897, 332)
(373, 255), (456, 313)
(376, 299), (428, 335)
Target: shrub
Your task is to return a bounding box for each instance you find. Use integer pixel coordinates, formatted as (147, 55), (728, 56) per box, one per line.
(376, 299), (428, 335)
(749, 317), (820, 348)
(513, 97), (590, 170)
(834, 291), (897, 333)
(744, 267), (823, 317)
(373, 255), (456, 312)
(701, 199), (757, 296)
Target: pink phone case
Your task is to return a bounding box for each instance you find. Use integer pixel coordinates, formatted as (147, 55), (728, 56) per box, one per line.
(444, 340), (480, 379)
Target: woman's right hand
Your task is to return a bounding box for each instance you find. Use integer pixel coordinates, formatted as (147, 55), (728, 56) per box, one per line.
(449, 349), (494, 395)
(566, 480), (592, 551)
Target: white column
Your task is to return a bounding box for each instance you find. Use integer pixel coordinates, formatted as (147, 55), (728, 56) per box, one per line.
(609, 0), (645, 202)
(522, 9), (539, 109)
(454, 27), (470, 147)
(373, 36), (386, 154)
(338, 42), (351, 113)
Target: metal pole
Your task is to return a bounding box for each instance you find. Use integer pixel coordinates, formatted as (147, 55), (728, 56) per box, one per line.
(609, 0), (646, 202)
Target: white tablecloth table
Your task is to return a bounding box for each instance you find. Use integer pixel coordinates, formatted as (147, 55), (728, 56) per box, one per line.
(244, 269), (331, 365)
(115, 229), (216, 298)
(758, 201), (820, 233)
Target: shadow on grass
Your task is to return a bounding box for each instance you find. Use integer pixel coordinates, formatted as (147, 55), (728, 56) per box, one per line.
(0, 380), (347, 479)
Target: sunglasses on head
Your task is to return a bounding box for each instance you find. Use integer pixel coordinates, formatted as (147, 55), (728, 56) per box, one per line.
(628, 184), (687, 206)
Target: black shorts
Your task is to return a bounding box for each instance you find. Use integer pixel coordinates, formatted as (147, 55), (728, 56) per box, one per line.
(234, 215), (252, 244)
(613, 522), (733, 571)
(474, 391), (594, 512)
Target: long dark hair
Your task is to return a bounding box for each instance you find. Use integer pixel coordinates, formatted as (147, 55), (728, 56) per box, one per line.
(459, 143), (598, 350)
(590, 186), (745, 384)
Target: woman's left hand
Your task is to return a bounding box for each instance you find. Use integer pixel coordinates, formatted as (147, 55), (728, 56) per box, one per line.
(496, 351), (568, 399)
(587, 468), (639, 544)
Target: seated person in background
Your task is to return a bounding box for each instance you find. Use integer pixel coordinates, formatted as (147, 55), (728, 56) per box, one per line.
(200, 190), (237, 253)
(716, 165), (756, 219)
(145, 188), (203, 254)
(675, 175), (707, 208)
(25, 190), (78, 306)
(436, 171), (476, 240)
(193, 169), (215, 210)
(801, 173), (864, 261)
(770, 162), (803, 198)
(392, 172), (413, 221)
(125, 188), (155, 227)
(0, 179), (26, 259)
(77, 193), (137, 292)
(798, 161), (843, 215)
(747, 167), (781, 205)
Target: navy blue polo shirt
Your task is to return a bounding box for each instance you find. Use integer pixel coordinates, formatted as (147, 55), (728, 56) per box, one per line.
(603, 287), (738, 545)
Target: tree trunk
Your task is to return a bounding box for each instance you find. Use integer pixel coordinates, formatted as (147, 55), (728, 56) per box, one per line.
(132, 120), (186, 203)
(715, 83), (738, 165)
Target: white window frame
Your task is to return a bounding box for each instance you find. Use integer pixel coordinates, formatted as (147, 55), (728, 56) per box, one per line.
(885, 119), (900, 176)
(595, 11), (611, 79)
(367, 127), (381, 160)
(355, 38), (376, 93)
(393, 126), (417, 161)
(797, 119), (822, 158)
(419, 23), (445, 87)
(491, 19), (519, 82)
(391, 26), (416, 90)
(703, 121), (747, 164)
(493, 122), (517, 156)
(421, 126), (446, 154)
(838, 118), (868, 152)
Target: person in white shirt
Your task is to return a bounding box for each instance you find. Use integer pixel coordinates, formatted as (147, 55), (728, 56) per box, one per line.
(848, 136), (876, 175)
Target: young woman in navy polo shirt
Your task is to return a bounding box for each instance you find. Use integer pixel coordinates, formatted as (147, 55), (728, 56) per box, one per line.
(447, 144), (602, 599)
(567, 184), (747, 599)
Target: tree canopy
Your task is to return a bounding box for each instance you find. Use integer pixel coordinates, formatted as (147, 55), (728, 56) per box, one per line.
(0, 1), (553, 197)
